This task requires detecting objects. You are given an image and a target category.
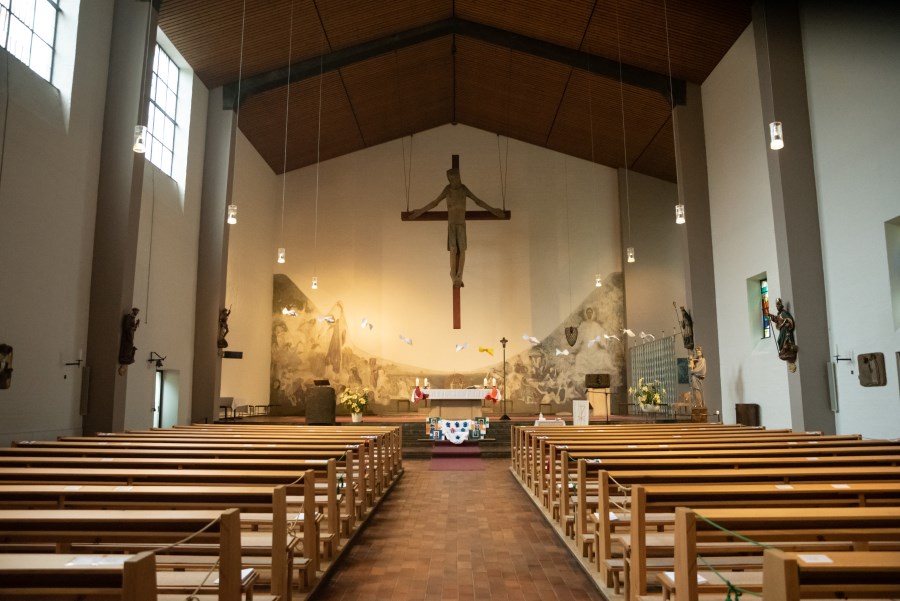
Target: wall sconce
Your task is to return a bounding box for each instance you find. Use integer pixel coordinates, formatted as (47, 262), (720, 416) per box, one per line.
(769, 121), (784, 150)
(148, 351), (166, 369)
(675, 204), (685, 224)
(626, 247), (635, 263)
(311, 276), (318, 290)
(133, 125), (147, 154)
(226, 204), (237, 225)
(277, 247), (286, 264)
(594, 274), (602, 288)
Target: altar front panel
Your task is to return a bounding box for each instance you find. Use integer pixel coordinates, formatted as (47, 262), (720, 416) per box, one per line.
(424, 389), (488, 419)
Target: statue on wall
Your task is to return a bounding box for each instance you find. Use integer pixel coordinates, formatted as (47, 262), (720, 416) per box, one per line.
(117, 307), (140, 375)
(217, 307), (231, 349)
(408, 167), (505, 288)
(0, 344), (13, 389)
(768, 298), (798, 372)
(676, 303), (694, 350)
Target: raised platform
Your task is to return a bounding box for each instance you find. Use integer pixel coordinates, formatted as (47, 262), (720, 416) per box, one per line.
(211, 412), (664, 458)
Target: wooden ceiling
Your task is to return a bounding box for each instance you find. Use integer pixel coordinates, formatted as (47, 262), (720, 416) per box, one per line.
(159, 0), (751, 181)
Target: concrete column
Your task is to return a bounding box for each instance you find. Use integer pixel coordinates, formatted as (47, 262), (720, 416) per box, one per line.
(84, 0), (158, 435)
(754, 0), (834, 433)
(674, 83), (722, 416)
(191, 88), (235, 424)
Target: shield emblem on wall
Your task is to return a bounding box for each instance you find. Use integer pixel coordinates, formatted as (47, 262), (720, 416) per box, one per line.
(564, 326), (578, 347)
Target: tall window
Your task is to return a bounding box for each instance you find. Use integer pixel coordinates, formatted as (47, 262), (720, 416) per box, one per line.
(760, 279), (771, 339)
(147, 44), (178, 176)
(1, 0), (60, 83)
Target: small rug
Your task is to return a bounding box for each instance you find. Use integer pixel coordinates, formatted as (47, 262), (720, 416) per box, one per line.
(429, 441), (484, 470)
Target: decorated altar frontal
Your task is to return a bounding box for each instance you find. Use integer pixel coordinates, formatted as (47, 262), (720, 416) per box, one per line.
(413, 387), (500, 419)
(426, 416), (490, 445)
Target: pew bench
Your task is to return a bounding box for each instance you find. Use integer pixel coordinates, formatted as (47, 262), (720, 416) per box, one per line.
(0, 552), (157, 601)
(762, 549), (900, 601)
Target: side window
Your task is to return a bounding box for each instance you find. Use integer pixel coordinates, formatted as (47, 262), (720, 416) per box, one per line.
(0, 0), (60, 82)
(147, 43), (178, 176)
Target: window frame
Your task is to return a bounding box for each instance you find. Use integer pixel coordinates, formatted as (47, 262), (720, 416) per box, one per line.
(0, 0), (61, 83)
(146, 43), (179, 177)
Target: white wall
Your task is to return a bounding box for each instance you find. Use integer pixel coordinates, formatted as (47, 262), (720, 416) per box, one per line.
(222, 123), (623, 406)
(801, 1), (900, 438)
(0, 2), (113, 445)
(702, 24), (792, 428)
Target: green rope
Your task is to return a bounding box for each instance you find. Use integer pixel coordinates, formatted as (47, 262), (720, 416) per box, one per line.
(697, 555), (762, 600)
(693, 510), (774, 549)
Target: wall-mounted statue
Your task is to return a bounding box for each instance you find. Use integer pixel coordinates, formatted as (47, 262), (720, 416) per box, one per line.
(768, 298), (798, 372)
(217, 308), (231, 349)
(117, 307), (140, 375)
(0, 344), (13, 389)
(408, 167), (505, 288)
(677, 304), (694, 350)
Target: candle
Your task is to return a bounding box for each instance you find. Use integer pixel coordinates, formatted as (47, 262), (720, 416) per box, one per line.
(492, 377), (497, 387)
(416, 377), (420, 386)
(424, 378), (430, 387)
(483, 378), (488, 388)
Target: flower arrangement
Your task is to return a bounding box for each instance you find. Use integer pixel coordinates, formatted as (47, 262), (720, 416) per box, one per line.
(629, 377), (665, 407)
(339, 387), (369, 414)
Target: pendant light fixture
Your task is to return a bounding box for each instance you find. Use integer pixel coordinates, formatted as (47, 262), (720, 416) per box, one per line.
(311, 53), (324, 290)
(663, 0), (685, 225)
(227, 0), (248, 226)
(615, 1), (635, 264)
(276, 0), (295, 264)
(769, 121), (784, 149)
(133, 0), (153, 153)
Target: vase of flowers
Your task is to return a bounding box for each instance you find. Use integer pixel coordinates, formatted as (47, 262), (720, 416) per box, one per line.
(339, 387), (369, 422)
(629, 377), (665, 413)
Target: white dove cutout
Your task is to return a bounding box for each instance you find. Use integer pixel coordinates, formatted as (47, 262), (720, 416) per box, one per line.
(555, 348), (570, 356)
(317, 315), (335, 323)
(622, 328), (636, 337)
(455, 342), (468, 352)
(399, 335), (413, 345)
(360, 318), (374, 330)
(640, 331), (655, 342)
(522, 334), (540, 345)
(586, 335), (602, 347)
(604, 334), (620, 342)
(281, 307), (297, 317)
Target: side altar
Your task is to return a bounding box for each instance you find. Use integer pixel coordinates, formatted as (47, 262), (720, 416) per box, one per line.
(420, 388), (498, 419)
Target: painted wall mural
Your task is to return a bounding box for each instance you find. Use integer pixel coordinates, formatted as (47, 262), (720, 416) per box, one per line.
(270, 273), (626, 413)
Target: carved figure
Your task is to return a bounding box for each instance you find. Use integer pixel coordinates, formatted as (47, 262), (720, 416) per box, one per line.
(217, 308), (231, 349)
(680, 306), (694, 350)
(409, 168), (505, 288)
(689, 346), (706, 408)
(0, 344), (12, 389)
(118, 308), (140, 373)
(768, 298), (798, 371)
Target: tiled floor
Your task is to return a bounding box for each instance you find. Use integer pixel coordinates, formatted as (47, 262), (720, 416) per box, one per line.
(313, 458), (607, 601)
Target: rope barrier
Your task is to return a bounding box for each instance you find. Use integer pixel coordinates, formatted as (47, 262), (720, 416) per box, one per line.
(696, 555), (762, 600)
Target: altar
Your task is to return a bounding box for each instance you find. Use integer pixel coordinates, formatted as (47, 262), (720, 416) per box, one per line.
(423, 388), (495, 419)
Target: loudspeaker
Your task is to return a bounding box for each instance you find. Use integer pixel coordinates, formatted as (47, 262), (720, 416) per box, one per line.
(585, 373), (610, 389)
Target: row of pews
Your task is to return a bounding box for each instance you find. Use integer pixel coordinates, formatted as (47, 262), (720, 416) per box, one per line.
(511, 422), (900, 601)
(0, 422), (403, 601)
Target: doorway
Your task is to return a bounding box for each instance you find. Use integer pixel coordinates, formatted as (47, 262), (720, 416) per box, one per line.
(153, 370), (180, 428)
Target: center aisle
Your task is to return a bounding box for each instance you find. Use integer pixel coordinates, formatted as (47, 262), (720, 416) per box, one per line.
(312, 458), (606, 600)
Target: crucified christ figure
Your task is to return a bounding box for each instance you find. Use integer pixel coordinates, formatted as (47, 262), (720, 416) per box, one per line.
(408, 167), (505, 288)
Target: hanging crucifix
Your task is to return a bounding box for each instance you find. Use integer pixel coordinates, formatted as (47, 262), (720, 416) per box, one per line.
(402, 155), (510, 329)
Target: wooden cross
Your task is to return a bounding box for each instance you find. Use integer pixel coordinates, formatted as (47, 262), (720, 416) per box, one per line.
(401, 154), (510, 329)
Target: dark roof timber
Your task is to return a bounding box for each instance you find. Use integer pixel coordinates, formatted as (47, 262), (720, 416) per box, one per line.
(222, 16), (686, 111)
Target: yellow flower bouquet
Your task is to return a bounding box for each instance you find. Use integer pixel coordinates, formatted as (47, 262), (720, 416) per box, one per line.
(339, 387), (369, 414)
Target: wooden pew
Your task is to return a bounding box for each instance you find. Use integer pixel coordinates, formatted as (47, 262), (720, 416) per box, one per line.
(0, 508), (246, 601)
(0, 480), (316, 597)
(624, 480), (900, 601)
(671, 506), (900, 601)
(0, 552), (157, 601)
(762, 549), (900, 601)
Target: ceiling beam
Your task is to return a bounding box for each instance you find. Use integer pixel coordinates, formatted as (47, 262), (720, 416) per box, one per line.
(222, 17), (685, 110)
